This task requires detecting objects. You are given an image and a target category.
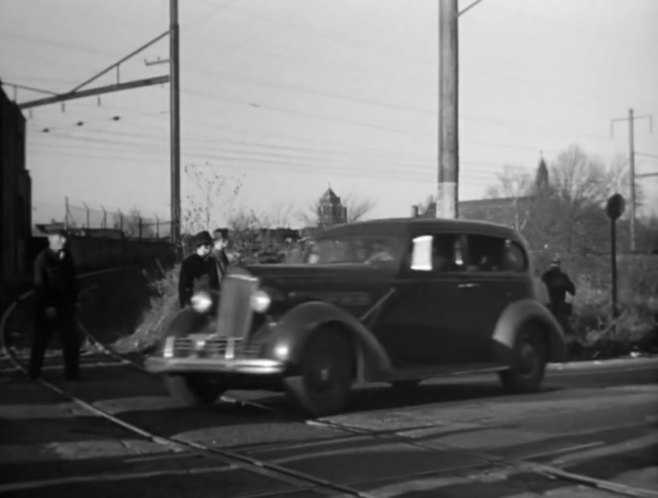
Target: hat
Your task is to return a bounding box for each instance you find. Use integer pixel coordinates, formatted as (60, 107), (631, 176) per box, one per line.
(213, 228), (229, 240)
(550, 257), (561, 267)
(44, 226), (68, 237)
(191, 231), (213, 247)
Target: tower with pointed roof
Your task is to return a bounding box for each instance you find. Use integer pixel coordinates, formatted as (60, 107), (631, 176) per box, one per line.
(535, 153), (549, 191)
(318, 187), (347, 228)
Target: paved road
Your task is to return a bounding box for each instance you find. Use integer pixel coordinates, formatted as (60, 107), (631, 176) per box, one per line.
(0, 355), (656, 498)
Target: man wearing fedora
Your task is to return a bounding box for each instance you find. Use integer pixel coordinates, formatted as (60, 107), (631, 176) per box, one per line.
(29, 227), (80, 381)
(178, 231), (219, 308)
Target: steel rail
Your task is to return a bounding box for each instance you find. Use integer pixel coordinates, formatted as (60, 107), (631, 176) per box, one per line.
(76, 319), (658, 498)
(0, 274), (370, 498)
(5, 267), (655, 498)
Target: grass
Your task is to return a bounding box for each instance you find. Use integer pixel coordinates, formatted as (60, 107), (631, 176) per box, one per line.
(562, 255), (658, 359)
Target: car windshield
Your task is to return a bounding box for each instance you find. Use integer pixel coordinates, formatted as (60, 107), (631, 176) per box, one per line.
(304, 235), (401, 266)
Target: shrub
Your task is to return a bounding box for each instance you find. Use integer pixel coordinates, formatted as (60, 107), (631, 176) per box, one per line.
(112, 265), (180, 354)
(565, 255), (658, 358)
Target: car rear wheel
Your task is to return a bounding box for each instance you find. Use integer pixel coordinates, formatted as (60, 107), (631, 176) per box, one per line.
(498, 325), (548, 393)
(164, 374), (226, 405)
(284, 328), (354, 417)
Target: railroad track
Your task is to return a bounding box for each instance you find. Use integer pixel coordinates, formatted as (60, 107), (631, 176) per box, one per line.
(1, 270), (656, 498)
(0, 271), (370, 498)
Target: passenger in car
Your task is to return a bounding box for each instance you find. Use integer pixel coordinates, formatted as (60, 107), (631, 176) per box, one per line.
(366, 241), (395, 264)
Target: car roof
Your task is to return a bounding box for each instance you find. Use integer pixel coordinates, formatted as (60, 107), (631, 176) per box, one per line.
(320, 217), (521, 241)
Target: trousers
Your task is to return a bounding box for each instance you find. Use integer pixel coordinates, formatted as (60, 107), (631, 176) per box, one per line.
(29, 304), (80, 379)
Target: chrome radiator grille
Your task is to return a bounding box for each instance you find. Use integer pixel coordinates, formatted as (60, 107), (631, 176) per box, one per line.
(171, 336), (262, 359)
(215, 272), (259, 339)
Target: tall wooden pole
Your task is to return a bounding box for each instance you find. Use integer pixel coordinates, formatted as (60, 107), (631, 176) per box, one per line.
(437, 0), (459, 219)
(170, 0), (181, 247)
(628, 108), (636, 253)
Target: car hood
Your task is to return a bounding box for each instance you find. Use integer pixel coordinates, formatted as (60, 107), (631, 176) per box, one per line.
(243, 263), (395, 285)
(239, 263), (395, 316)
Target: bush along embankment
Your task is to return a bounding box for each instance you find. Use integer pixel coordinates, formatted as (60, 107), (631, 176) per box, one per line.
(111, 241), (304, 354)
(112, 264), (181, 354)
(563, 254), (658, 360)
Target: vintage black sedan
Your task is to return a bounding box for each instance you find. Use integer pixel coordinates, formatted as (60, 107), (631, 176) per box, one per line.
(146, 218), (565, 416)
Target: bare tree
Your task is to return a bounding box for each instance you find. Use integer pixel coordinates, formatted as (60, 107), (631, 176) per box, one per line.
(482, 145), (637, 260)
(261, 201), (297, 229)
(343, 193), (376, 223)
(182, 163), (243, 235)
(485, 166), (534, 230)
(485, 166), (534, 200)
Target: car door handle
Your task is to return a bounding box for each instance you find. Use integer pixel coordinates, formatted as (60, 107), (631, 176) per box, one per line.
(457, 283), (480, 289)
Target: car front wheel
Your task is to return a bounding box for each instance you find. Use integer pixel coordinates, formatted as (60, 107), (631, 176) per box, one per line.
(284, 328), (354, 417)
(498, 326), (548, 393)
(164, 374), (226, 405)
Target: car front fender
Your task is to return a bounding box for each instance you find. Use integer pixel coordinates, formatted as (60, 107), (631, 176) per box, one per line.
(492, 299), (566, 364)
(267, 301), (392, 378)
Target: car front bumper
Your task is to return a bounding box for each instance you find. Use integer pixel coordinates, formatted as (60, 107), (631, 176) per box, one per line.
(145, 356), (286, 375)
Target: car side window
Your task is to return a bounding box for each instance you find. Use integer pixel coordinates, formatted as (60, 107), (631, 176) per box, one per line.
(465, 235), (505, 272)
(409, 234), (465, 272)
(503, 240), (528, 272)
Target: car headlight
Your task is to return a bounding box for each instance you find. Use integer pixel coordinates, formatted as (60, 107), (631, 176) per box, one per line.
(250, 289), (272, 313)
(191, 291), (213, 313)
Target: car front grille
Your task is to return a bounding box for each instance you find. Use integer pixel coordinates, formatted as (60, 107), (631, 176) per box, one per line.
(170, 270), (265, 360)
(215, 271), (259, 339)
(171, 336), (262, 359)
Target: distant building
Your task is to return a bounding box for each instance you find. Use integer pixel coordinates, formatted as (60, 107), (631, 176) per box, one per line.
(318, 187), (347, 228)
(0, 83), (31, 284)
(415, 157), (549, 228)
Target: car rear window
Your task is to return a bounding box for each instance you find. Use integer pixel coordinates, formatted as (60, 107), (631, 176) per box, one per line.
(466, 235), (528, 272)
(503, 239), (528, 272)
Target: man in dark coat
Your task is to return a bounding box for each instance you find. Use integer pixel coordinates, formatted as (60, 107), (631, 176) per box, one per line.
(541, 257), (576, 324)
(29, 227), (80, 381)
(178, 231), (219, 308)
(212, 228), (230, 284)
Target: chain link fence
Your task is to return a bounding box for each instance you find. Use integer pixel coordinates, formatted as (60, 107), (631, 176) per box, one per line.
(62, 198), (172, 240)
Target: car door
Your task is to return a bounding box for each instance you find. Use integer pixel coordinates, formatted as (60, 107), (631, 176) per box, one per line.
(459, 234), (531, 363)
(374, 231), (469, 367)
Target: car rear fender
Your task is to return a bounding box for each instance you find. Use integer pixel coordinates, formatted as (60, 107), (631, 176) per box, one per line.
(268, 301), (392, 378)
(492, 299), (566, 364)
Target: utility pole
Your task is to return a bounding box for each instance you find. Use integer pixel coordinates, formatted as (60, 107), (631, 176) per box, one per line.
(170, 0), (181, 248)
(437, 0), (459, 219)
(611, 109), (653, 253)
(628, 108), (636, 253)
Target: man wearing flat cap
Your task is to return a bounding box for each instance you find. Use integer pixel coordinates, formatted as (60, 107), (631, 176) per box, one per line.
(541, 257), (576, 326)
(178, 231), (220, 308)
(29, 227), (80, 381)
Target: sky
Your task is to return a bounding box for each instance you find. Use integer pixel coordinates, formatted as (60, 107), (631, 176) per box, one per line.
(1, 0), (657, 229)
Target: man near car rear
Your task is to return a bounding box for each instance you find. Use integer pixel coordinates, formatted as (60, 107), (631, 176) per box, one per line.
(29, 227), (80, 381)
(541, 257), (576, 326)
(178, 231), (219, 308)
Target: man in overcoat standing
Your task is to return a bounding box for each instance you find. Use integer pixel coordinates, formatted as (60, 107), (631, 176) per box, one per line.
(29, 227), (80, 381)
